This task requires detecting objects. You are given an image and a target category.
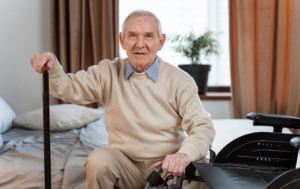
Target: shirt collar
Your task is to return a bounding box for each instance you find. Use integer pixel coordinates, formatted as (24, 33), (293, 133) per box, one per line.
(125, 57), (159, 82)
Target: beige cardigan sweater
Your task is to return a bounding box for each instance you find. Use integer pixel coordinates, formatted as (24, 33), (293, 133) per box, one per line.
(48, 56), (215, 162)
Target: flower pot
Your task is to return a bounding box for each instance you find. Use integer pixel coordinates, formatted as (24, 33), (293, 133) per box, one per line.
(178, 64), (211, 95)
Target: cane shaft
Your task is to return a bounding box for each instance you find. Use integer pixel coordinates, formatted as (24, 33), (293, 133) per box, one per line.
(43, 71), (51, 189)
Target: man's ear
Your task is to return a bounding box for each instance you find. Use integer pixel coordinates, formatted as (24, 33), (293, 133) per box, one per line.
(119, 32), (126, 50)
(158, 34), (166, 51)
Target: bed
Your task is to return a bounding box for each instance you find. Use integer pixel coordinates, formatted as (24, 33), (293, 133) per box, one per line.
(0, 101), (298, 189)
(0, 102), (108, 189)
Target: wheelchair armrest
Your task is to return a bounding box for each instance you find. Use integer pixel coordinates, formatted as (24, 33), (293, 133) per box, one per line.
(247, 112), (300, 132)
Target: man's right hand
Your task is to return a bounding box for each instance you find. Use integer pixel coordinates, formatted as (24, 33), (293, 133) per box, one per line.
(30, 52), (55, 73)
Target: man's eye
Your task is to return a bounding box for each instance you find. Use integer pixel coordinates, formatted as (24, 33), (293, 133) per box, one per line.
(130, 34), (136, 37)
(146, 35), (151, 37)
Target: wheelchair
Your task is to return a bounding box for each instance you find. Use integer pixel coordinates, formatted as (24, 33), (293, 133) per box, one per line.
(144, 113), (300, 189)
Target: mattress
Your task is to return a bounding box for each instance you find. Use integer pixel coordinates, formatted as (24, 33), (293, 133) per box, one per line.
(0, 107), (108, 189)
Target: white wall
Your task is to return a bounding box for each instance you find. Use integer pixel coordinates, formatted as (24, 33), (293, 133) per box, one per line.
(202, 100), (234, 119)
(0, 0), (51, 115)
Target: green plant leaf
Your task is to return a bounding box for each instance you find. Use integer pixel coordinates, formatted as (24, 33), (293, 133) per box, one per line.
(169, 30), (221, 64)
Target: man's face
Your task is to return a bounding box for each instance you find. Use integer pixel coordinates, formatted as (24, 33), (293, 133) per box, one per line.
(120, 16), (166, 69)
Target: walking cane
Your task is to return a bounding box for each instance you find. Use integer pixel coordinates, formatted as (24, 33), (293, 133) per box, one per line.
(43, 66), (51, 189)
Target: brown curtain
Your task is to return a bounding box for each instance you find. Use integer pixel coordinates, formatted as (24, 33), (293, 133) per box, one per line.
(50, 0), (119, 108)
(229, 0), (300, 129)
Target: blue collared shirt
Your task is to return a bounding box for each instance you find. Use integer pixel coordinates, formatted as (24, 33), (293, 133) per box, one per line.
(125, 57), (159, 82)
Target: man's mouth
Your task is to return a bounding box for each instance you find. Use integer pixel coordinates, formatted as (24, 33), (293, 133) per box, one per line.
(134, 53), (146, 55)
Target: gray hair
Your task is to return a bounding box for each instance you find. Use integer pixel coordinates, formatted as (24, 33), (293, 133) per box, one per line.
(122, 10), (162, 40)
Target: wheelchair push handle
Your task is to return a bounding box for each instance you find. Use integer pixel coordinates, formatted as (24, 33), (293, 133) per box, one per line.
(144, 164), (183, 189)
(144, 165), (163, 189)
(154, 164), (163, 173)
(144, 164), (198, 189)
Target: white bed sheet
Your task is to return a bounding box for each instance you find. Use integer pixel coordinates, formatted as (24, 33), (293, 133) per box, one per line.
(0, 127), (80, 188)
(0, 107), (108, 189)
(61, 109), (108, 189)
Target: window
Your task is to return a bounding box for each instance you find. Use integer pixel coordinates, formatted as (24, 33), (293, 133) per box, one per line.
(119, 0), (231, 89)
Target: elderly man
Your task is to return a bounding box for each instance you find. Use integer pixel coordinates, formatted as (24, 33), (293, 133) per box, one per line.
(30, 10), (215, 189)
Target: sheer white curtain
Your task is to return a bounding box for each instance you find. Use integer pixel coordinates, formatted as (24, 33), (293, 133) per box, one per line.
(207, 0), (230, 86)
(119, 0), (230, 86)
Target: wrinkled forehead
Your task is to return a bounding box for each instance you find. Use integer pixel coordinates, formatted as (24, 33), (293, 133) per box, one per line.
(124, 15), (159, 34)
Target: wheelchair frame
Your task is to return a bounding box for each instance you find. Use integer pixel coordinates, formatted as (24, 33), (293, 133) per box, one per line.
(145, 113), (300, 189)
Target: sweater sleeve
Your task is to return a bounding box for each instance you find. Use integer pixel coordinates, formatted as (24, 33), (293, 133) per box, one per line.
(176, 79), (216, 161)
(47, 58), (109, 105)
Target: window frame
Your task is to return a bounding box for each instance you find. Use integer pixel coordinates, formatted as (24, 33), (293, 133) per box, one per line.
(207, 86), (230, 92)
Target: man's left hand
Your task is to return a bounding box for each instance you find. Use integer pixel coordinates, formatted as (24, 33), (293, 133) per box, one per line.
(153, 153), (191, 177)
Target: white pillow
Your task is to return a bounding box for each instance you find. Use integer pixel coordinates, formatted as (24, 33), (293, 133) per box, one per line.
(0, 97), (16, 133)
(13, 104), (104, 131)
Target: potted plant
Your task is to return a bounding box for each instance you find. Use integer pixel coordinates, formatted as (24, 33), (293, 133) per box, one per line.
(169, 30), (220, 95)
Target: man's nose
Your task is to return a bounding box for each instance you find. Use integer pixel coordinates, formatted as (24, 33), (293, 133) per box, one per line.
(136, 36), (145, 48)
